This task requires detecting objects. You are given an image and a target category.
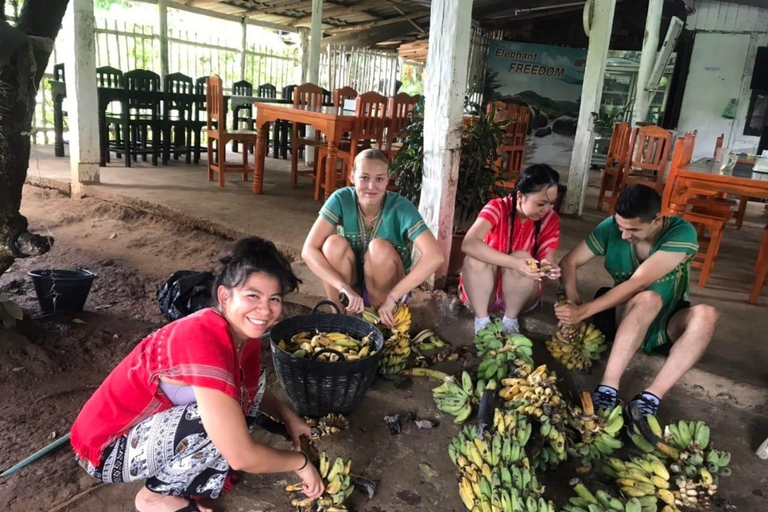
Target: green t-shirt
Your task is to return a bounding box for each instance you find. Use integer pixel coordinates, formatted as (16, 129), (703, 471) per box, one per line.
(585, 215), (699, 352)
(319, 187), (429, 288)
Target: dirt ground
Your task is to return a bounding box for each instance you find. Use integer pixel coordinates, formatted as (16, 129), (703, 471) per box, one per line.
(1, 185), (767, 512)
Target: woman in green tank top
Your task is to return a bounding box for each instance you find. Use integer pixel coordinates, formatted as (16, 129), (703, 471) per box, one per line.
(302, 149), (444, 328)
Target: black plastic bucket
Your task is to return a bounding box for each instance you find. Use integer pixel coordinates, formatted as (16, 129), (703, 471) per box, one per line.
(27, 269), (97, 314)
(269, 300), (384, 417)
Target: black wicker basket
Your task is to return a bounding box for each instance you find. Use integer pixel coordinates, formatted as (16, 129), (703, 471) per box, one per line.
(269, 301), (384, 417)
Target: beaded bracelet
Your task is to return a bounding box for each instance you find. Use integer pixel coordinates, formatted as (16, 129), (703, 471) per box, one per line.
(387, 293), (399, 304)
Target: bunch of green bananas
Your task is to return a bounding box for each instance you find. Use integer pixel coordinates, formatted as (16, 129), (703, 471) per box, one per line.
(601, 454), (675, 511)
(432, 371), (476, 423)
(412, 328), (448, 352)
(477, 345), (535, 384)
(567, 392), (624, 467)
(278, 331), (376, 361)
(474, 320), (535, 362)
(545, 322), (607, 371)
(378, 332), (411, 376)
(305, 413), (350, 438)
(630, 417), (731, 481)
(285, 452), (353, 512)
(563, 478), (647, 512)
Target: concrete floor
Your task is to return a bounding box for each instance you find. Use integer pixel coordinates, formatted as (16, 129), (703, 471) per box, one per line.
(26, 144), (768, 388)
(21, 144), (768, 509)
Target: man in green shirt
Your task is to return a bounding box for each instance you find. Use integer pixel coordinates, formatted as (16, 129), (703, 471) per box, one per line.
(555, 185), (719, 420)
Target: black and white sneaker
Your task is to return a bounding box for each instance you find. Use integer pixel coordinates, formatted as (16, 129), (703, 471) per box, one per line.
(625, 392), (661, 429)
(592, 385), (619, 412)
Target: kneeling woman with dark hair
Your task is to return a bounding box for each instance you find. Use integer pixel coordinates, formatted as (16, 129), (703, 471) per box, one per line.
(71, 238), (324, 512)
(460, 164), (563, 335)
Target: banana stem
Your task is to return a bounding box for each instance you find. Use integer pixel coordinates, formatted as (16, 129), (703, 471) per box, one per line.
(569, 479), (598, 505)
(402, 368), (450, 381)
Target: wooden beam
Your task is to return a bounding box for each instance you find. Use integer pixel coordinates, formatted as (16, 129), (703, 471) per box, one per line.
(419, 0), (474, 287)
(321, 20), (417, 47)
(292, 0), (392, 26)
(308, 0), (322, 83)
(327, 13), (426, 33)
(563, 0), (617, 216)
(159, 0), (169, 82)
(132, 0), (299, 32)
(632, 0), (662, 125)
(240, 16), (248, 80)
(299, 26), (310, 82)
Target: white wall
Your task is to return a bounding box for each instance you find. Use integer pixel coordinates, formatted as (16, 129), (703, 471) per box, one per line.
(680, 1), (768, 156)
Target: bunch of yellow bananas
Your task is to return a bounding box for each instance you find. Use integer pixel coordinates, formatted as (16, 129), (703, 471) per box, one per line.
(545, 322), (607, 371)
(601, 454), (676, 511)
(305, 413), (350, 438)
(564, 479), (647, 512)
(278, 331), (375, 362)
(567, 392), (624, 467)
(285, 452), (354, 512)
(450, 418), (555, 512)
(672, 472), (719, 510)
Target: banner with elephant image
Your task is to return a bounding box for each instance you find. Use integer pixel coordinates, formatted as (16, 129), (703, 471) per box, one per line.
(486, 41), (587, 168)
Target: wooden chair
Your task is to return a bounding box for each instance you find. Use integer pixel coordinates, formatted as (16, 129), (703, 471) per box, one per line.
(663, 133), (733, 288)
(615, 125), (673, 209)
(97, 66), (125, 163)
(290, 83), (326, 188)
(384, 92), (418, 160)
(205, 75), (256, 187)
(596, 122), (632, 213)
(713, 133), (724, 158)
(333, 86), (358, 109)
(191, 76), (209, 164)
(162, 72), (195, 165)
(232, 80), (254, 153)
(751, 226), (768, 304)
(315, 91), (389, 200)
(257, 83), (277, 98)
(124, 69), (163, 167)
(499, 102), (530, 187)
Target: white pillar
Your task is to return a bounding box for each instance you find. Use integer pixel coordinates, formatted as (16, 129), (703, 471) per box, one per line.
(419, 0), (473, 287)
(63, 0), (100, 196)
(308, 0), (322, 84)
(299, 27), (310, 83)
(158, 0), (169, 83)
(632, 0), (662, 125)
(240, 17), (248, 81)
(562, 0), (617, 216)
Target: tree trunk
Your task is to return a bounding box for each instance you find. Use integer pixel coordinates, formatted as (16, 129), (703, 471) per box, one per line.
(0, 0), (70, 277)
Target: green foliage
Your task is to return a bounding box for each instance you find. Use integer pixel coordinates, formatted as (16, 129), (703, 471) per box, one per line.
(393, 98), (424, 207)
(95, 0), (131, 10)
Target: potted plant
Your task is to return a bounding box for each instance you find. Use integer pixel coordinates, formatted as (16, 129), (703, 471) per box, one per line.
(390, 97), (509, 277)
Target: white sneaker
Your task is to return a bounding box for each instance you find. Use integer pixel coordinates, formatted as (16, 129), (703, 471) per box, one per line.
(474, 317), (491, 335)
(502, 317), (520, 334)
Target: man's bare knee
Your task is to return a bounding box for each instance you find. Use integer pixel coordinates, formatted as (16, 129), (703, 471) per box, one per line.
(627, 291), (663, 314)
(689, 304), (720, 330)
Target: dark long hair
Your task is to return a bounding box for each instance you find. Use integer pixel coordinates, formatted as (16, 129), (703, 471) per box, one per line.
(507, 164), (560, 254)
(212, 237), (300, 305)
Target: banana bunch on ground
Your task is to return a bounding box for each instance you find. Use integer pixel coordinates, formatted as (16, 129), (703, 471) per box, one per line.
(630, 417), (731, 480)
(601, 455), (676, 512)
(378, 332), (411, 376)
(431, 371), (476, 423)
(476, 340), (535, 384)
(278, 331), (376, 362)
(305, 413), (350, 438)
(545, 321), (607, 371)
(567, 392), (624, 467)
(450, 421), (555, 512)
(285, 452), (353, 512)
(474, 320), (535, 365)
(412, 328), (448, 352)
(564, 478), (647, 512)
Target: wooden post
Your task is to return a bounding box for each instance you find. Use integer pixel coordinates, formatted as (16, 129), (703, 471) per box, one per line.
(298, 28), (309, 82)
(419, 0), (474, 287)
(632, 0), (662, 125)
(562, 0), (617, 216)
(158, 0), (169, 82)
(63, 0), (101, 196)
(308, 0), (322, 84)
(240, 17), (248, 81)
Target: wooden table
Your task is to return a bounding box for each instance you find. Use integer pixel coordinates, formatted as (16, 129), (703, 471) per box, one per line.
(252, 103), (355, 198)
(670, 157), (768, 213)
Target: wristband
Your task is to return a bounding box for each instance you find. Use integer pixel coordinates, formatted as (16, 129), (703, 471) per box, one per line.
(387, 293), (399, 304)
(296, 451), (308, 471)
